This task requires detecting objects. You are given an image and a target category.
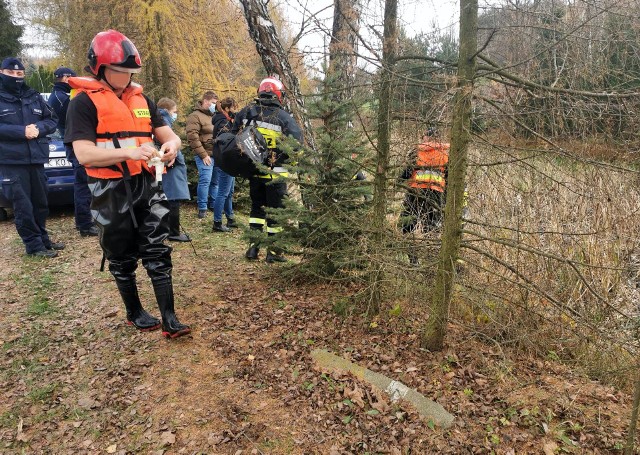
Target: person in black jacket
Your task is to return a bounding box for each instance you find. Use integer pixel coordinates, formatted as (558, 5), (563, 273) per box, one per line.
(49, 67), (76, 138)
(232, 76), (303, 263)
(211, 97), (238, 232)
(0, 57), (62, 257)
(50, 66), (99, 237)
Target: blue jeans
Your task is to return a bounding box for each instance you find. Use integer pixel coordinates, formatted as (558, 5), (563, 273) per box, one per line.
(212, 167), (234, 222)
(194, 155), (217, 211)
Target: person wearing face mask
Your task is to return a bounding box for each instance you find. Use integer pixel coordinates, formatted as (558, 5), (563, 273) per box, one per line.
(156, 97), (190, 242)
(210, 97), (238, 232)
(65, 30), (190, 339)
(49, 66), (99, 238)
(49, 67), (76, 138)
(186, 91), (218, 219)
(0, 57), (62, 258)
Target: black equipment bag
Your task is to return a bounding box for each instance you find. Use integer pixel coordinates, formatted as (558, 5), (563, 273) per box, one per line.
(212, 124), (268, 179)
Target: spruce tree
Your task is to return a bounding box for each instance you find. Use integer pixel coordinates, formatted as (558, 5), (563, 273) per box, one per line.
(0, 0), (22, 58)
(259, 70), (374, 279)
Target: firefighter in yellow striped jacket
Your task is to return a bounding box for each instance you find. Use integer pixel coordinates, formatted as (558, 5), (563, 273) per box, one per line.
(232, 76), (303, 264)
(399, 129), (449, 241)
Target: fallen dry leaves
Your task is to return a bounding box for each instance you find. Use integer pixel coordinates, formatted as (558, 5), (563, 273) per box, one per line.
(0, 207), (636, 453)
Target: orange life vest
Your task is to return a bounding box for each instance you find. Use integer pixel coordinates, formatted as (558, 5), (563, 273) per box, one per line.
(409, 141), (449, 192)
(68, 77), (154, 179)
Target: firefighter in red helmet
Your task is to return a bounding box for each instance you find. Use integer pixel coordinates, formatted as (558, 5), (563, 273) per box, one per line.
(232, 75), (303, 263)
(64, 30), (191, 338)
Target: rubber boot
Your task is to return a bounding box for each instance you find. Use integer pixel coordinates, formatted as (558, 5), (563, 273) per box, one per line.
(245, 243), (259, 260)
(226, 217), (238, 228)
(167, 202), (190, 242)
(114, 275), (161, 331)
(212, 220), (230, 232)
(265, 248), (287, 263)
(152, 278), (191, 339)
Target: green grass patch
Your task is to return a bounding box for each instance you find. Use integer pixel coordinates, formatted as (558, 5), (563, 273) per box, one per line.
(0, 409), (20, 428)
(27, 382), (58, 403)
(259, 436), (296, 452)
(26, 296), (57, 316)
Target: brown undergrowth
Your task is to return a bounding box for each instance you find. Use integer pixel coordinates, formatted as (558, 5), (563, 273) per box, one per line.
(0, 205), (637, 453)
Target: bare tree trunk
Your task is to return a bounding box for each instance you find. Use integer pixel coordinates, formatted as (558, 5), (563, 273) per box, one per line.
(239, 0), (316, 151)
(625, 370), (640, 455)
(328, 0), (359, 109)
(421, 0), (477, 350)
(370, 0), (398, 314)
(322, 0), (360, 176)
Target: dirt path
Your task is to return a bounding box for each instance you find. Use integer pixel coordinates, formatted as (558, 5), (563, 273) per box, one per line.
(0, 205), (637, 454)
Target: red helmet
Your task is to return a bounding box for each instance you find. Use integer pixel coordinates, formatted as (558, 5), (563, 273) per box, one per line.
(87, 30), (142, 76)
(258, 76), (285, 102)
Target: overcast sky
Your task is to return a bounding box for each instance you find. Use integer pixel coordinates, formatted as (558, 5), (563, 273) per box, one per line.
(18, 0), (461, 62)
(282, 0), (460, 68)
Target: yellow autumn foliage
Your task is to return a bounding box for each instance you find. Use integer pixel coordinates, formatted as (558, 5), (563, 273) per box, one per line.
(17, 0), (278, 107)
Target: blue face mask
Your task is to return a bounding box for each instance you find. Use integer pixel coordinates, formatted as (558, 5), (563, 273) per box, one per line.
(208, 103), (216, 114)
(170, 112), (178, 122)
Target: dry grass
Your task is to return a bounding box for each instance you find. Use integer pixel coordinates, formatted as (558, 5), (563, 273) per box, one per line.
(455, 138), (640, 386)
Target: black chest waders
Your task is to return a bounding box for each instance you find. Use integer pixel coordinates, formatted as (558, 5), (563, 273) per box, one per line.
(94, 131), (153, 271)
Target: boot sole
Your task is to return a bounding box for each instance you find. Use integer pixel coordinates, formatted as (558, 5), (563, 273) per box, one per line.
(162, 328), (192, 339)
(127, 320), (161, 332)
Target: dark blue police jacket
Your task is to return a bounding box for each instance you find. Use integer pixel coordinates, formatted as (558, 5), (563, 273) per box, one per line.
(0, 85), (58, 165)
(49, 81), (71, 133)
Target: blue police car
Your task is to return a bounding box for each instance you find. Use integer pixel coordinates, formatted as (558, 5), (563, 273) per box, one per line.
(0, 94), (75, 221)
(42, 130), (75, 204)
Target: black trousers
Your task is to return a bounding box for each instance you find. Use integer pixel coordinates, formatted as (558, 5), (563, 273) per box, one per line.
(89, 172), (172, 281)
(401, 188), (444, 234)
(0, 164), (51, 253)
(248, 176), (287, 235)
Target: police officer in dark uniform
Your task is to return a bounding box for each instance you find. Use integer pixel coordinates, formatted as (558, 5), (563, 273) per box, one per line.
(0, 57), (63, 258)
(49, 67), (76, 138)
(232, 76), (302, 263)
(50, 66), (99, 237)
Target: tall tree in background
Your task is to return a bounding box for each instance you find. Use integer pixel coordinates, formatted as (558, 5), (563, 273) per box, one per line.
(14, 0), (260, 105)
(369, 0), (398, 313)
(0, 0), (23, 58)
(319, 0), (361, 199)
(327, 0), (359, 118)
(239, 0), (317, 151)
(422, 0), (477, 350)
(394, 32), (457, 126)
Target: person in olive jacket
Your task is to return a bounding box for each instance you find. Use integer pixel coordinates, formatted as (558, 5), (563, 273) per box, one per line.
(0, 57), (63, 258)
(185, 91), (217, 218)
